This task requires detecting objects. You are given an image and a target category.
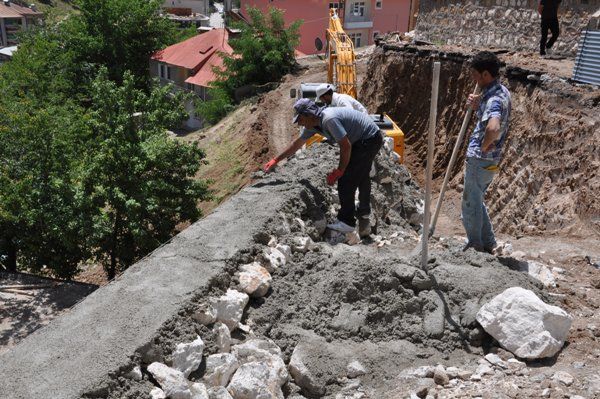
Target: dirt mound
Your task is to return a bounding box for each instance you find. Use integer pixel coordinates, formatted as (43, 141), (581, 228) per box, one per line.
(241, 145), (545, 397)
(360, 45), (600, 236)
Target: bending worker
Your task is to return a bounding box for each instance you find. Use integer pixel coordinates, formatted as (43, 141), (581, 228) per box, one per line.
(264, 99), (382, 237)
(315, 84), (368, 114)
(462, 51), (511, 254)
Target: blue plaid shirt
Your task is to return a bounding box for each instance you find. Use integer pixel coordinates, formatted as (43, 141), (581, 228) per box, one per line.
(467, 80), (511, 162)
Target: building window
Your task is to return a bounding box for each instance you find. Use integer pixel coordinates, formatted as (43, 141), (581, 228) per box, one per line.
(351, 1), (365, 16)
(375, 0), (382, 9)
(329, 2), (340, 9)
(158, 63), (172, 81)
(349, 32), (362, 48)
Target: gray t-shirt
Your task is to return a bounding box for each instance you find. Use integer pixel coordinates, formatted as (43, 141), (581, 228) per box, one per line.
(300, 107), (379, 144)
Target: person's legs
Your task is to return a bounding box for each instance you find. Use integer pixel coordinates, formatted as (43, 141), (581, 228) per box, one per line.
(357, 134), (383, 218)
(462, 158), (496, 250)
(546, 17), (560, 50)
(481, 195), (496, 251)
(540, 19), (550, 55)
(337, 157), (361, 227)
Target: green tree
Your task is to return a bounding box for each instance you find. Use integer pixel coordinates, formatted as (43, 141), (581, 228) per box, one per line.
(83, 70), (209, 279)
(218, 6), (301, 94)
(62, 0), (181, 89)
(0, 99), (93, 278)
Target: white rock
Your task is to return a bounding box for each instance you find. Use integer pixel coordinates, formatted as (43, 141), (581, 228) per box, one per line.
(521, 261), (556, 287)
(204, 353), (239, 387)
(541, 388), (551, 397)
(148, 362), (191, 399)
(127, 365), (142, 381)
(484, 353), (508, 369)
(291, 236), (314, 253)
(190, 382), (210, 399)
(347, 360), (367, 378)
(433, 365), (449, 386)
(214, 322), (231, 353)
(445, 366), (459, 379)
(208, 386), (234, 399)
(172, 336), (205, 377)
(227, 359), (287, 399)
(507, 358), (526, 369)
(193, 302), (217, 326)
(470, 374), (482, 381)
(214, 289), (250, 331)
(263, 248), (286, 272)
(289, 345), (324, 396)
(411, 365), (435, 378)
(275, 244), (292, 262)
(475, 364), (494, 376)
(239, 263), (272, 297)
(232, 339), (283, 362)
(150, 387), (167, 399)
(553, 371), (574, 386)
(476, 287), (573, 359)
(268, 236), (278, 247)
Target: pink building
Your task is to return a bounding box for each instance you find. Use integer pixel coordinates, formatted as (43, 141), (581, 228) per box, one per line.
(240, 0), (410, 55)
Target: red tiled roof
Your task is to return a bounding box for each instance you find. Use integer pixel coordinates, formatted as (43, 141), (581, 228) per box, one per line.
(184, 51), (225, 87)
(0, 2), (43, 18)
(151, 28), (232, 71)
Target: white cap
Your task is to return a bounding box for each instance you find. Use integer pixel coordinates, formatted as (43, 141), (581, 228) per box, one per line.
(315, 83), (335, 99)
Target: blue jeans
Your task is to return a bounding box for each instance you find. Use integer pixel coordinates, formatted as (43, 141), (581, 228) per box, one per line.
(461, 157), (497, 250)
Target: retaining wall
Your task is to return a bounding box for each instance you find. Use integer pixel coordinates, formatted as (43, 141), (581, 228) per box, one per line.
(415, 0), (598, 56)
(0, 176), (297, 399)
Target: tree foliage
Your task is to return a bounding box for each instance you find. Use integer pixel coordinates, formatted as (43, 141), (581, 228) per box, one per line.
(198, 6), (301, 124)
(82, 70), (208, 279)
(0, 0), (209, 279)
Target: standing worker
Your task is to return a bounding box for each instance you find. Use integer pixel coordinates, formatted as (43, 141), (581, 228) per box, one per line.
(264, 99), (382, 237)
(315, 84), (369, 114)
(538, 0), (561, 56)
(462, 51), (511, 254)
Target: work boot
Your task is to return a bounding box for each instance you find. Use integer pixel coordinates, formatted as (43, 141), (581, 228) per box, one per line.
(327, 219), (355, 234)
(358, 216), (371, 238)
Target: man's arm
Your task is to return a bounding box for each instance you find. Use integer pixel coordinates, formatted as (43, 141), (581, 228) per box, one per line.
(264, 137), (307, 172)
(481, 117), (501, 153)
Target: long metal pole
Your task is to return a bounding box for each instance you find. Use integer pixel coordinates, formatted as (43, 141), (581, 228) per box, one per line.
(429, 84), (480, 236)
(421, 61), (440, 269)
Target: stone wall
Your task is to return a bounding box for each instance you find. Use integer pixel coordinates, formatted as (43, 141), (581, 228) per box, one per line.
(415, 0), (598, 56)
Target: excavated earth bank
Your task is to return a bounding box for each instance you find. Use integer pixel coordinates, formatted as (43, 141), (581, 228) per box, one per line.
(78, 145), (546, 399)
(360, 44), (600, 236)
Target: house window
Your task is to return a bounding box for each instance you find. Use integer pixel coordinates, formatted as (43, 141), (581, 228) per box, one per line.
(158, 63), (172, 81)
(351, 2), (365, 16)
(329, 2), (340, 9)
(349, 32), (362, 48)
(375, 0), (382, 9)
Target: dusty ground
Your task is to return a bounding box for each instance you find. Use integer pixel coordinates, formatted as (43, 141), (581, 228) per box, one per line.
(0, 272), (97, 355)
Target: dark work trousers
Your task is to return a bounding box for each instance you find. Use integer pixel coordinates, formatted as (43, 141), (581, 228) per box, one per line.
(540, 18), (559, 55)
(337, 131), (383, 227)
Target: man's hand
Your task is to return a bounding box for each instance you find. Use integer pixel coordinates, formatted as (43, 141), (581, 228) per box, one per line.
(467, 94), (481, 111)
(326, 169), (344, 186)
(263, 158), (278, 172)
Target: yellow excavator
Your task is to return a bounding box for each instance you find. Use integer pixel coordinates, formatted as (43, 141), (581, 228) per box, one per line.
(294, 7), (405, 163)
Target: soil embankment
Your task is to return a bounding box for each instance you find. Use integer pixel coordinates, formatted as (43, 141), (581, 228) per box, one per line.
(361, 45), (600, 236)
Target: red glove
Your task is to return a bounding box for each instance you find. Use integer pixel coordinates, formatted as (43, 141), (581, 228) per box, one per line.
(326, 169), (344, 186)
(263, 158), (278, 172)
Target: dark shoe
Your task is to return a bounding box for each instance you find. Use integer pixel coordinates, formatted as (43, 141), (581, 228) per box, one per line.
(483, 246), (495, 255)
(462, 242), (484, 252)
(358, 216), (371, 238)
